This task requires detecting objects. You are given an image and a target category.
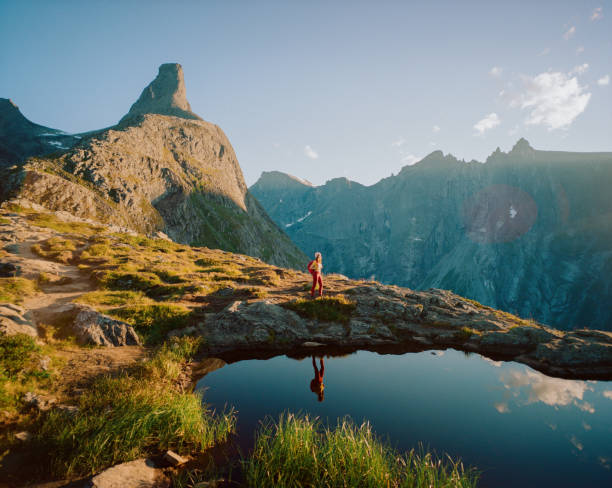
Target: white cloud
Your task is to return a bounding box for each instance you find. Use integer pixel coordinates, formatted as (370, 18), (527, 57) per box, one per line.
(591, 7), (603, 21)
(512, 71), (591, 130)
(489, 66), (503, 78)
(603, 390), (612, 399)
(304, 145), (319, 159)
(597, 75), (610, 86)
(391, 137), (406, 147)
(473, 112), (501, 135)
(432, 125), (440, 133)
(563, 26), (576, 40)
(569, 63), (589, 75)
(401, 153), (420, 166)
(539, 47), (551, 56)
(576, 46), (585, 54)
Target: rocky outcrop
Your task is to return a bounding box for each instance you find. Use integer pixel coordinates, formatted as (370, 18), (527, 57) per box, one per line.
(0, 303), (37, 337)
(200, 287), (612, 380)
(0, 64), (305, 268)
(71, 305), (141, 346)
(250, 140), (612, 329)
(119, 63), (202, 123)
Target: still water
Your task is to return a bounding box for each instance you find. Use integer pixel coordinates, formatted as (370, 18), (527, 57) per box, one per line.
(196, 349), (612, 488)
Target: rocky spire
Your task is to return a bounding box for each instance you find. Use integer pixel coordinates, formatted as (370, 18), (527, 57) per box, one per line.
(509, 138), (535, 158)
(119, 63), (203, 124)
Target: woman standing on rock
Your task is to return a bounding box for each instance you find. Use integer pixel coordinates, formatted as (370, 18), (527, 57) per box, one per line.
(308, 252), (324, 298)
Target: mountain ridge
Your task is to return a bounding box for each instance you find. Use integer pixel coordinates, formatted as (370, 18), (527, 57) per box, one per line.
(251, 140), (612, 329)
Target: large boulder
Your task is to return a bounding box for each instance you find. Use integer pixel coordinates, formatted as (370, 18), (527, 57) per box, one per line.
(204, 300), (309, 350)
(71, 305), (141, 346)
(90, 458), (169, 488)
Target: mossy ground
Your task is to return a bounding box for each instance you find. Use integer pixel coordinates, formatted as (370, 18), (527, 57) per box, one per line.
(0, 277), (39, 303)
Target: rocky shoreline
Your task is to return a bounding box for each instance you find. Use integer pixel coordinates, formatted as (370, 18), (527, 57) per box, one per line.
(191, 287), (612, 381)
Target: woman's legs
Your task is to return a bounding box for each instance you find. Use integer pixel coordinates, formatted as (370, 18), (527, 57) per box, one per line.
(311, 273), (319, 296)
(311, 273), (323, 297)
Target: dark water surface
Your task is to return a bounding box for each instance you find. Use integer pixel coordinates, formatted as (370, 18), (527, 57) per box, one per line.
(195, 349), (612, 488)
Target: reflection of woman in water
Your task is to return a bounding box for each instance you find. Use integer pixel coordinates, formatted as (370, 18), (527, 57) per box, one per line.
(310, 356), (325, 402)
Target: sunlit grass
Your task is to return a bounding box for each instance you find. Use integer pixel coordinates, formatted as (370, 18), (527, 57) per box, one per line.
(35, 338), (235, 477)
(0, 277), (39, 303)
(283, 294), (356, 324)
(244, 413), (479, 488)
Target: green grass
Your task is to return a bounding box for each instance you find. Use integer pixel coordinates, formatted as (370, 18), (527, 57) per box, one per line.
(0, 277), (39, 303)
(74, 290), (152, 307)
(26, 212), (102, 235)
(35, 338), (236, 478)
(457, 327), (480, 340)
(244, 413), (479, 488)
(0, 334), (51, 411)
(99, 270), (163, 291)
(283, 295), (356, 324)
(0, 334), (40, 379)
(109, 303), (192, 344)
(31, 237), (79, 264)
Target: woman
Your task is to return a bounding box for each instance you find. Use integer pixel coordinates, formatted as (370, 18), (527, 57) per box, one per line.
(307, 252), (324, 298)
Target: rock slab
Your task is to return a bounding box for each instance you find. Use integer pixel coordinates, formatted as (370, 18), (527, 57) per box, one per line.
(90, 458), (169, 488)
(72, 305), (141, 346)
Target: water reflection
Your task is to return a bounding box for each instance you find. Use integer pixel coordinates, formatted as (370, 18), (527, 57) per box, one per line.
(309, 356), (325, 402)
(196, 349), (612, 487)
(500, 368), (593, 410)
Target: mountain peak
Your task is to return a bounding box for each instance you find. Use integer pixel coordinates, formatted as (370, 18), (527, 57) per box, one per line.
(509, 138), (535, 157)
(415, 150), (459, 167)
(0, 98), (20, 111)
(119, 63), (203, 124)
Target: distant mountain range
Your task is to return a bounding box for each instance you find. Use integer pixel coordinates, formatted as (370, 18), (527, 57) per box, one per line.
(0, 63), (305, 268)
(251, 140), (612, 330)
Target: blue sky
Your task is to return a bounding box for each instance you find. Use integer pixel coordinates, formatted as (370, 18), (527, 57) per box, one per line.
(1, 0), (610, 186)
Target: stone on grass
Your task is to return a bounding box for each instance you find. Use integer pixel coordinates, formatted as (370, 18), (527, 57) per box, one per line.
(163, 450), (187, 466)
(72, 305), (141, 346)
(14, 431), (32, 442)
(90, 458), (169, 488)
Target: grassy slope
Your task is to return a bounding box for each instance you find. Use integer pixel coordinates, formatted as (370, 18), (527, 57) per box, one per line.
(0, 206), (480, 487)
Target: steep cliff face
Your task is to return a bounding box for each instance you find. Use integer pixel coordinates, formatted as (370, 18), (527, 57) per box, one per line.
(0, 64), (305, 268)
(250, 140), (612, 329)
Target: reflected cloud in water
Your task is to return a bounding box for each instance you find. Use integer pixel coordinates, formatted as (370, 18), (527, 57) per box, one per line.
(603, 390), (612, 400)
(570, 435), (584, 451)
(495, 402), (510, 413)
(500, 368), (594, 411)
